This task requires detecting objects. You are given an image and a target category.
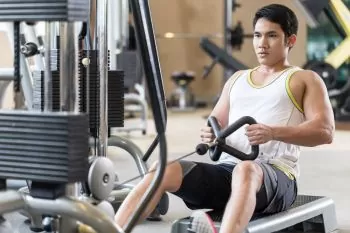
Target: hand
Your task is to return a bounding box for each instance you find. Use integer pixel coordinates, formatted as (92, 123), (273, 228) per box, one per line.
(245, 124), (273, 145)
(200, 126), (215, 143)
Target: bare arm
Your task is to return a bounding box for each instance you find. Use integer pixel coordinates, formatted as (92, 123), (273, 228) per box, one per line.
(209, 71), (242, 128)
(271, 70), (335, 147)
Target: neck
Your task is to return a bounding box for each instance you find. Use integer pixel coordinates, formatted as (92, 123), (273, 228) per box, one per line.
(258, 59), (290, 73)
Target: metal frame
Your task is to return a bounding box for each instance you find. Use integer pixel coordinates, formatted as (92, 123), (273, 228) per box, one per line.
(0, 23), (34, 109)
(0, 190), (124, 232)
(0, 0), (168, 232)
(171, 195), (338, 233)
(110, 0), (149, 135)
(324, 0), (350, 69)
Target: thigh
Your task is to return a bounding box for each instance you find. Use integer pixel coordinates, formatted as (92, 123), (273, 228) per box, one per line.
(171, 161), (234, 211)
(255, 162), (298, 214)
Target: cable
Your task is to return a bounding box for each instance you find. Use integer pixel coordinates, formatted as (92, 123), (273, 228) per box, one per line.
(115, 150), (198, 189)
(114, 142), (214, 190)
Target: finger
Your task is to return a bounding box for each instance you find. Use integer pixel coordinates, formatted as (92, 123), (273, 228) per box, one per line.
(245, 124), (259, 132)
(201, 126), (212, 133)
(246, 129), (264, 137)
(201, 137), (213, 143)
(201, 132), (214, 139)
(245, 130), (257, 137)
(247, 135), (261, 142)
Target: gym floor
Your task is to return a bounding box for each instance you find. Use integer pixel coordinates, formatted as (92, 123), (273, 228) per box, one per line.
(109, 109), (350, 233)
(1, 108), (348, 233)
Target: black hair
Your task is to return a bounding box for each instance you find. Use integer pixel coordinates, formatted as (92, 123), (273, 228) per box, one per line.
(253, 4), (298, 38)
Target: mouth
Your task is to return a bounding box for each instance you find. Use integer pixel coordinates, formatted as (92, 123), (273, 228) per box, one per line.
(258, 52), (269, 57)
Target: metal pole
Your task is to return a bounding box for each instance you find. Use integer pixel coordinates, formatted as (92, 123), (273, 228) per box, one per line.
(44, 22), (52, 111)
(58, 21), (80, 232)
(223, 0), (233, 83)
(59, 22), (78, 112)
(0, 191), (25, 215)
(122, 0), (129, 49)
(97, 0), (108, 157)
(59, 22), (79, 194)
(108, 0), (117, 70)
(93, 0), (98, 50)
(50, 22), (59, 49)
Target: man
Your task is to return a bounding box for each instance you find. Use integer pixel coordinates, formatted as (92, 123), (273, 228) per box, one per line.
(114, 4), (335, 233)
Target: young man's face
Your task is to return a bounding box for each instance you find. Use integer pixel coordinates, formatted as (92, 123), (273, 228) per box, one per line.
(253, 18), (295, 66)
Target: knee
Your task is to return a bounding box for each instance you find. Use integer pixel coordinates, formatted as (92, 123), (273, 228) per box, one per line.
(232, 161), (263, 188)
(147, 161), (183, 191)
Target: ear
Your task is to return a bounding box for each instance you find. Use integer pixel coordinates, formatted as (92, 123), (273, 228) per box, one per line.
(287, 34), (297, 48)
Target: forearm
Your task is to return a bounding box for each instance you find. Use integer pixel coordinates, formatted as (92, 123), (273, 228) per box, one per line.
(271, 120), (334, 147)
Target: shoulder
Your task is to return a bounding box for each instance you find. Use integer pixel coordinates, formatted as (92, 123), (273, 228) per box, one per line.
(291, 68), (327, 88)
(291, 68), (322, 81)
(225, 69), (249, 85)
(222, 69), (249, 93)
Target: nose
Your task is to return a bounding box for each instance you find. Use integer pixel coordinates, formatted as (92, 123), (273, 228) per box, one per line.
(258, 36), (268, 49)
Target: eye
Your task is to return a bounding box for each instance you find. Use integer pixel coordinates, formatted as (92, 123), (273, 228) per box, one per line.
(269, 34), (277, 38)
(254, 34), (261, 38)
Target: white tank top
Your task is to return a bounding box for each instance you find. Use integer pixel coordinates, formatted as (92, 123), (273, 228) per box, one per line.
(218, 66), (305, 179)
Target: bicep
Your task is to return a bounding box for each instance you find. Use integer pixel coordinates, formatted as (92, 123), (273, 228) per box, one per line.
(210, 85), (230, 127)
(210, 73), (239, 127)
(303, 71), (334, 126)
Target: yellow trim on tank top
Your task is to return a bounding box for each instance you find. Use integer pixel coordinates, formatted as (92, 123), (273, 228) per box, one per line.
(272, 164), (295, 180)
(228, 70), (245, 94)
(285, 70), (304, 113)
(247, 66), (294, 89)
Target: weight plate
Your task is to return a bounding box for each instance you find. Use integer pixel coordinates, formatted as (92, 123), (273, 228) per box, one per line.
(88, 157), (115, 201)
(303, 61), (337, 89)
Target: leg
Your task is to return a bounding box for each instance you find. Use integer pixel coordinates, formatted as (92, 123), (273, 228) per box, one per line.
(172, 162), (233, 211)
(188, 162), (297, 233)
(219, 161), (264, 233)
(114, 161), (183, 228)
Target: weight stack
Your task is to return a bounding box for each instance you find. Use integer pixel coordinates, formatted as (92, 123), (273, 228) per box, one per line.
(116, 51), (143, 91)
(33, 49), (60, 111)
(0, 0), (90, 22)
(0, 110), (89, 184)
(79, 50), (124, 138)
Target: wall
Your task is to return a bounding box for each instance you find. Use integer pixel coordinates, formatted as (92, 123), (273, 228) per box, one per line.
(0, 1), (308, 105)
(149, 0), (308, 102)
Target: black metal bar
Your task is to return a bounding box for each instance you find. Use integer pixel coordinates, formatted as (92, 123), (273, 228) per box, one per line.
(142, 135), (159, 162)
(223, 0), (233, 83)
(124, 0), (168, 231)
(208, 116), (221, 138)
(13, 22), (20, 93)
(200, 37), (247, 72)
(130, 0), (167, 134)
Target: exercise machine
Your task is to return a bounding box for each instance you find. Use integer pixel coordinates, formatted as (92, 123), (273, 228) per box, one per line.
(116, 50), (148, 135)
(203, 1), (252, 83)
(168, 71), (196, 112)
(0, 0), (123, 232)
(172, 116), (338, 233)
(0, 22), (39, 110)
(0, 0), (169, 232)
(166, 0), (251, 110)
(112, 0), (149, 135)
(294, 0), (350, 121)
(200, 37), (248, 79)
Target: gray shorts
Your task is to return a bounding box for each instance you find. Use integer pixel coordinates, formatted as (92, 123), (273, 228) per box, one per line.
(172, 160), (297, 214)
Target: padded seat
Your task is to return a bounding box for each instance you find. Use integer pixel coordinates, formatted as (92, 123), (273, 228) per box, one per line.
(171, 71), (195, 88)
